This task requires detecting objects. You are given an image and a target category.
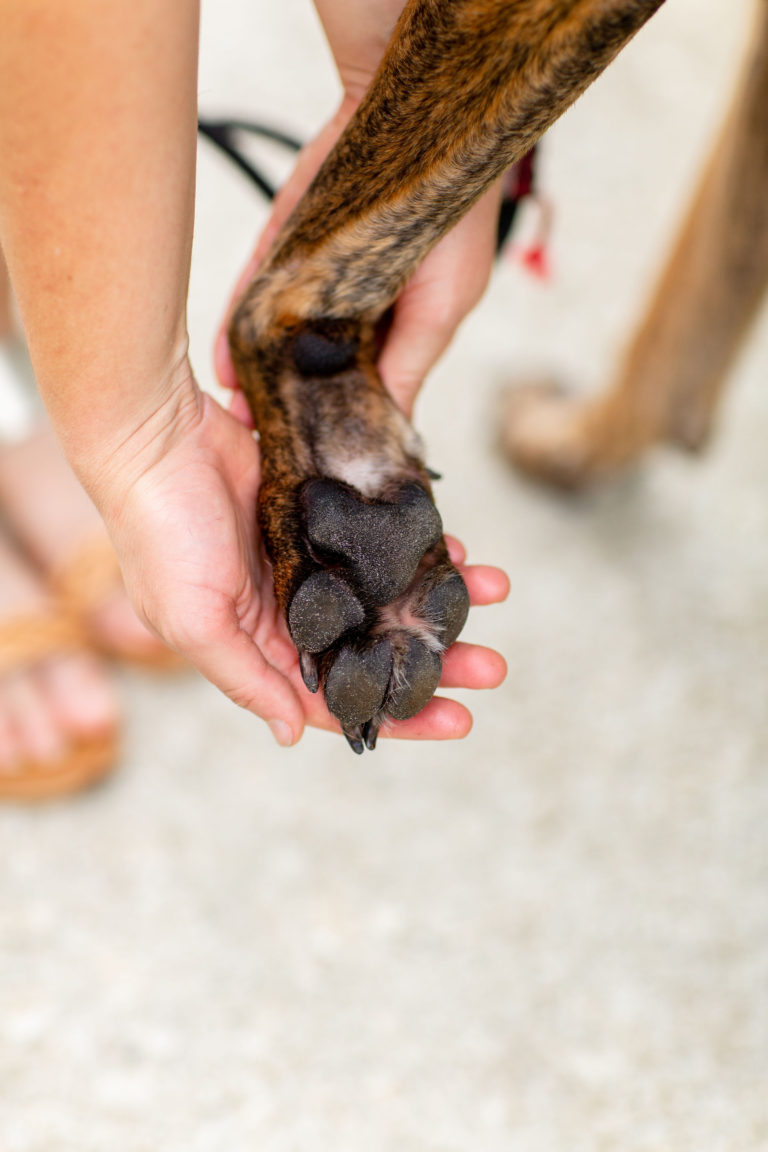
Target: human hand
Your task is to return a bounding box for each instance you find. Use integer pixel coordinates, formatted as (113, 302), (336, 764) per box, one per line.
(99, 381), (508, 748)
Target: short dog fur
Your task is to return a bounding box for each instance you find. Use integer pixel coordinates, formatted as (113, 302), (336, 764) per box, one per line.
(228, 0), (768, 750)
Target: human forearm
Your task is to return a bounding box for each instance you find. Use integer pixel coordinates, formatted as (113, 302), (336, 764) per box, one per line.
(0, 0), (200, 505)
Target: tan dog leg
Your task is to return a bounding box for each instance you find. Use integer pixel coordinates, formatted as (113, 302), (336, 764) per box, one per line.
(504, 0), (768, 486)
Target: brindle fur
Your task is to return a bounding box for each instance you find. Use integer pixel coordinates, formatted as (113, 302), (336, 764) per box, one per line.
(503, 0), (768, 485)
(228, 0), (666, 749)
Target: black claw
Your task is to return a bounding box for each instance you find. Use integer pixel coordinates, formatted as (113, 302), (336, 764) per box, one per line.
(299, 651), (319, 693)
(343, 726), (365, 755)
(361, 719), (380, 751)
(303, 479), (443, 605)
(426, 466), (442, 481)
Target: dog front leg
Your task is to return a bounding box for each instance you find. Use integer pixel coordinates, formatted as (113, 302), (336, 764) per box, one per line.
(229, 0), (665, 747)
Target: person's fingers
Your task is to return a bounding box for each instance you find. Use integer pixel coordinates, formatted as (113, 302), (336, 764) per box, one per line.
(213, 180), (309, 396)
(384, 696), (473, 741)
(213, 219), (281, 394)
(378, 181), (503, 414)
(439, 641), (507, 689)
(214, 327), (239, 391)
(461, 563), (511, 606)
(227, 388), (255, 429)
(444, 537), (510, 604)
(168, 602), (306, 747)
(291, 695), (474, 741)
(444, 534), (466, 565)
(284, 658), (482, 743)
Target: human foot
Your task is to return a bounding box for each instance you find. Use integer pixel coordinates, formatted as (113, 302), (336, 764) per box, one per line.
(0, 423), (180, 667)
(0, 526), (119, 801)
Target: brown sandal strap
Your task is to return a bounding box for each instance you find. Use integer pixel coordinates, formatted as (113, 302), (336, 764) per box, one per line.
(47, 529), (184, 671)
(0, 610), (86, 678)
(0, 731), (118, 803)
(48, 532), (124, 619)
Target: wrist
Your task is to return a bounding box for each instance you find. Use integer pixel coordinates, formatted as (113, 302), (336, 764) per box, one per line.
(55, 346), (204, 525)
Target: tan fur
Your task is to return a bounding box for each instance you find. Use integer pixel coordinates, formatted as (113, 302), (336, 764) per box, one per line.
(503, 0), (768, 485)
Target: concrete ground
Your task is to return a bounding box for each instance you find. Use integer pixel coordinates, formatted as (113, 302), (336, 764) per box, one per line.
(1, 1), (767, 1149)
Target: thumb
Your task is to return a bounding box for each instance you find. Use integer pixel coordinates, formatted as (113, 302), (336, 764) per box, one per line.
(377, 285), (459, 417)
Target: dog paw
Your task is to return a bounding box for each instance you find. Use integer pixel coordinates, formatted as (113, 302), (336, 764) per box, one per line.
(500, 379), (595, 488)
(286, 477), (469, 751)
(229, 306), (470, 752)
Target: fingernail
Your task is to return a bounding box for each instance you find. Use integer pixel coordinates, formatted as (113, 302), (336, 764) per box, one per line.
(268, 719), (293, 748)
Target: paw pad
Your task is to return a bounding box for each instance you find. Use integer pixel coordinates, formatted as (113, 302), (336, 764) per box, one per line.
(284, 477), (468, 752)
(421, 570), (470, 648)
(385, 637), (442, 721)
(288, 570), (364, 652)
(323, 639), (393, 729)
(303, 479), (442, 604)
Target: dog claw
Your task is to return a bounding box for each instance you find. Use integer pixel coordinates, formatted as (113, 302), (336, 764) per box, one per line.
(362, 719), (380, 750)
(343, 725), (365, 755)
(299, 651), (319, 693)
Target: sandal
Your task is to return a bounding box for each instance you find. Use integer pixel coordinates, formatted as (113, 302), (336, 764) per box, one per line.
(48, 531), (185, 671)
(0, 609), (119, 802)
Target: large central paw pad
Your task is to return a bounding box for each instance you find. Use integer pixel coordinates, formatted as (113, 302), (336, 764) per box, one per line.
(302, 479), (443, 604)
(286, 477), (469, 753)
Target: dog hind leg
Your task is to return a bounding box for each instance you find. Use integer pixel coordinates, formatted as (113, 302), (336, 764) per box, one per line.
(504, 0), (768, 486)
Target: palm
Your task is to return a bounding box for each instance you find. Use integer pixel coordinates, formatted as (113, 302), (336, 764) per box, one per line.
(114, 395), (304, 697)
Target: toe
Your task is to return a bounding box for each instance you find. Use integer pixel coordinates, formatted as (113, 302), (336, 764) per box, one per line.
(421, 570), (470, 647)
(288, 570), (364, 652)
(40, 652), (119, 742)
(323, 639), (393, 729)
(385, 638), (442, 721)
(4, 670), (68, 764)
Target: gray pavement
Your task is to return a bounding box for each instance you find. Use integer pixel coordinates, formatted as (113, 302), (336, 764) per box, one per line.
(1, 1), (766, 1148)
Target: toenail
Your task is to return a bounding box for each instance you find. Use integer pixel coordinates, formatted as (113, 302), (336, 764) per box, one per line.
(268, 719), (293, 747)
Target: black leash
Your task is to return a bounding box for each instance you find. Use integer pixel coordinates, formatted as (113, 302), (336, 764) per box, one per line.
(197, 116), (302, 201)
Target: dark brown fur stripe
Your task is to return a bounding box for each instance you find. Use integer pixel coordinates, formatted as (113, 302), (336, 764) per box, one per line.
(250, 0), (666, 321)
